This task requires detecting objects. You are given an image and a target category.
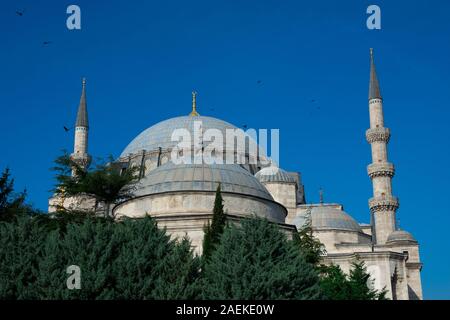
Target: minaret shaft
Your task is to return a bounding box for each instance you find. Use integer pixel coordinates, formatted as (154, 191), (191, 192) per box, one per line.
(71, 78), (91, 173)
(366, 49), (398, 244)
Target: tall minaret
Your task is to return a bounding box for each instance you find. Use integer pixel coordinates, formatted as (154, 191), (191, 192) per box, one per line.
(366, 49), (399, 244)
(71, 78), (91, 173)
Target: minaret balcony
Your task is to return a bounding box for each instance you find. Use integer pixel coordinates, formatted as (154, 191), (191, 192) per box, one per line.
(369, 196), (399, 213)
(366, 127), (390, 143)
(367, 162), (395, 179)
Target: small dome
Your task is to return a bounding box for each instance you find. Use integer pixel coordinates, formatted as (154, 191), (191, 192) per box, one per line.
(133, 161), (274, 201)
(255, 166), (296, 183)
(292, 205), (362, 233)
(386, 230), (417, 244)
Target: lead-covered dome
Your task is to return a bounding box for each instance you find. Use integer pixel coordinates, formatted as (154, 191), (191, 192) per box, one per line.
(311, 206), (362, 232)
(133, 161), (274, 201)
(386, 230), (417, 244)
(255, 166), (296, 183)
(293, 205), (362, 233)
(120, 115), (260, 158)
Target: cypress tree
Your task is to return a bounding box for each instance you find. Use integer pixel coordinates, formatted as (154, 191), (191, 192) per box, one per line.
(202, 184), (226, 259)
(0, 168), (30, 222)
(319, 261), (388, 300)
(112, 217), (200, 299)
(201, 217), (323, 299)
(319, 264), (352, 300)
(348, 261), (387, 300)
(0, 216), (46, 299)
(0, 215), (201, 299)
(292, 209), (325, 265)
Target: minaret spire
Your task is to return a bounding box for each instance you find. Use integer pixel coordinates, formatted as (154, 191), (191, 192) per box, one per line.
(366, 49), (398, 244)
(75, 78), (88, 128)
(369, 48), (382, 100)
(190, 91), (199, 116)
(71, 78), (91, 173)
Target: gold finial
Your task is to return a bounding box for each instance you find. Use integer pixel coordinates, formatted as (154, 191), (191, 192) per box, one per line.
(82, 77), (86, 87)
(190, 91), (199, 116)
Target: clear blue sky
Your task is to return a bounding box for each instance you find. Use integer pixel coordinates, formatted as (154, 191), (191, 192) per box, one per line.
(1, 0), (449, 299)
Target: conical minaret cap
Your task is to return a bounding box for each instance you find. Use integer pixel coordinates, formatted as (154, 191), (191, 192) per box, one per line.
(75, 78), (89, 128)
(369, 48), (382, 100)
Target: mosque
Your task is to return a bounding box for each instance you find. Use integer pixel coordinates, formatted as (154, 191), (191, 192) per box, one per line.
(49, 49), (423, 300)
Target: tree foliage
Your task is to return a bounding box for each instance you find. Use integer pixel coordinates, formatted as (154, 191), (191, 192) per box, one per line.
(292, 209), (326, 265)
(201, 217), (323, 299)
(52, 152), (139, 217)
(0, 215), (200, 299)
(0, 168), (28, 222)
(319, 261), (388, 300)
(202, 184), (226, 259)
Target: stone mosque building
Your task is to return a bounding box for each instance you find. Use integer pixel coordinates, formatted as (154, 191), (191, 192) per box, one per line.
(49, 50), (423, 300)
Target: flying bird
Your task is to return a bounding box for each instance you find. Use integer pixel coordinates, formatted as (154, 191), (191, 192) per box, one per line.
(43, 41), (53, 46)
(15, 9), (25, 16)
(309, 99), (320, 110)
(63, 126), (70, 132)
(257, 80), (262, 84)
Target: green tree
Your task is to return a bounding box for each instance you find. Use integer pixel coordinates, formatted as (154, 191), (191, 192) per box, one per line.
(202, 184), (226, 259)
(0, 216), (47, 298)
(52, 152), (139, 217)
(319, 264), (351, 300)
(0, 168), (29, 222)
(319, 261), (388, 300)
(0, 215), (201, 300)
(201, 217), (322, 299)
(111, 217), (201, 299)
(348, 260), (387, 300)
(292, 209), (325, 265)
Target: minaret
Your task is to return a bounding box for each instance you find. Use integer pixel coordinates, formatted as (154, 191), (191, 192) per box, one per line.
(71, 78), (91, 173)
(366, 49), (399, 244)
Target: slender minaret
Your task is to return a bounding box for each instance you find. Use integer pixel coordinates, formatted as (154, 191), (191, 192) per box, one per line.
(366, 49), (399, 244)
(71, 78), (91, 173)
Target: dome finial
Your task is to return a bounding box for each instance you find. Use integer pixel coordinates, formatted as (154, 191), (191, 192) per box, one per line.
(190, 90), (199, 116)
(319, 187), (324, 204)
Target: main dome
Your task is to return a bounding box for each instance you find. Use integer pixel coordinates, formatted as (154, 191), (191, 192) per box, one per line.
(120, 115), (256, 157)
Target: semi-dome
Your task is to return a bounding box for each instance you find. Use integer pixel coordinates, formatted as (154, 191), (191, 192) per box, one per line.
(255, 166), (296, 183)
(292, 205), (363, 233)
(120, 115), (260, 158)
(386, 230), (417, 244)
(132, 161), (274, 201)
